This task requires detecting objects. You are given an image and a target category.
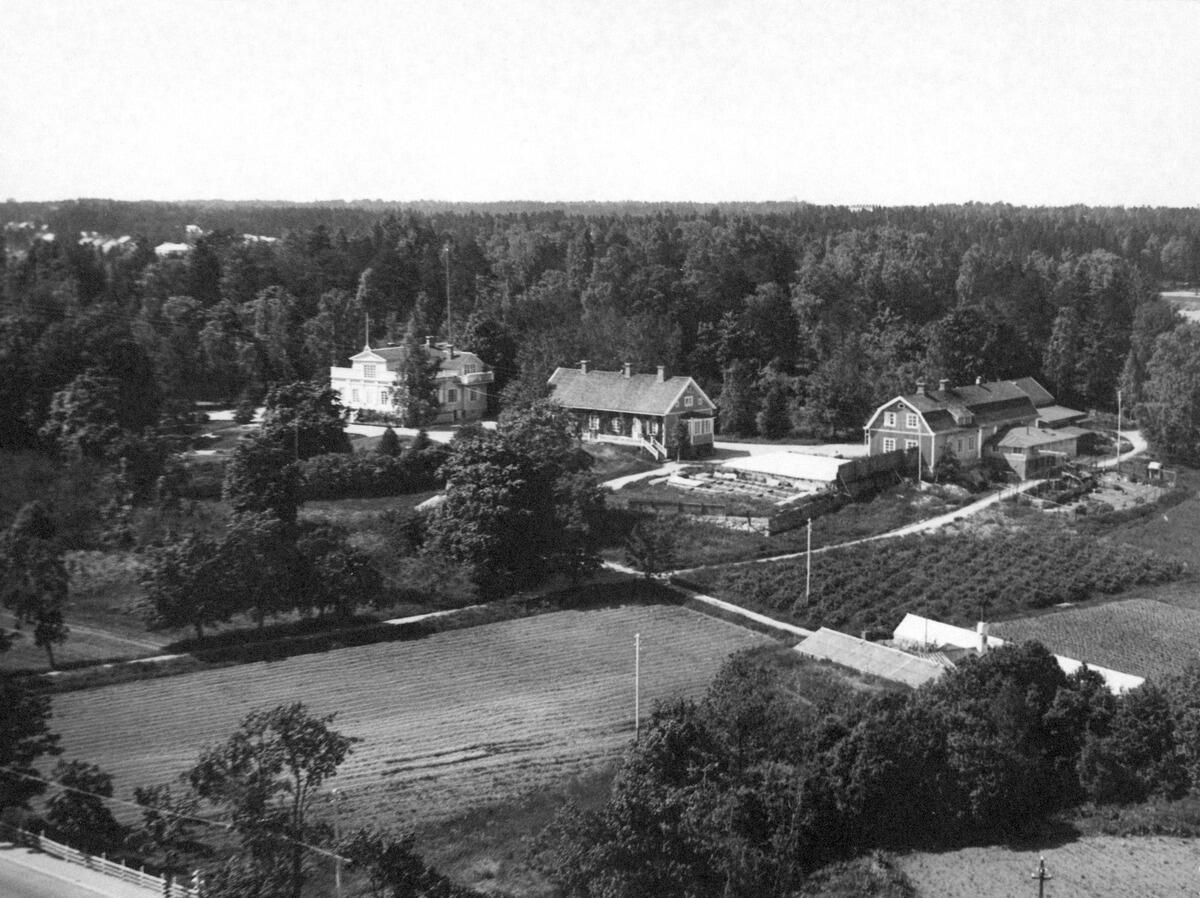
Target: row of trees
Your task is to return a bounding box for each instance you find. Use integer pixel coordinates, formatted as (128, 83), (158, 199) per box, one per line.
(536, 645), (1200, 898)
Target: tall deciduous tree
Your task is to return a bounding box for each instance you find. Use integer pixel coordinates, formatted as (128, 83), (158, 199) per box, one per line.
(223, 433), (302, 523)
(0, 501), (69, 667)
(260, 381), (351, 459)
(426, 401), (602, 598)
(1140, 322), (1200, 464)
(188, 703), (356, 898)
(0, 678), (61, 812)
(46, 760), (125, 854)
(139, 533), (233, 640)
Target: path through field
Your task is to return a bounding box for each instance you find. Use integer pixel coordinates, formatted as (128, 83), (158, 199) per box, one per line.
(51, 604), (766, 826)
(899, 835), (1200, 897)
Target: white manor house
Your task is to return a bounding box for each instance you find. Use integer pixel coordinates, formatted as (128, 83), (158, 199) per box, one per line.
(330, 337), (493, 424)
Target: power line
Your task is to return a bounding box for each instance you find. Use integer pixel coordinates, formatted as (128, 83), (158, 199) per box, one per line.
(0, 763), (348, 862)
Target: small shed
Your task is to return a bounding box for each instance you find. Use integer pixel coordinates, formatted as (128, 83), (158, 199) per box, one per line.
(1036, 404), (1087, 428)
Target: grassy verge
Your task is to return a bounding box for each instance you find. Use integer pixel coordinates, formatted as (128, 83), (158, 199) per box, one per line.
(582, 443), (663, 482)
(27, 578), (684, 693)
(416, 765), (618, 897)
(1070, 795), (1200, 838)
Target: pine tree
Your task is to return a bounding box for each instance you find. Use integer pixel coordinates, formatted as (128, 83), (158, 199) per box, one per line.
(392, 325), (440, 428)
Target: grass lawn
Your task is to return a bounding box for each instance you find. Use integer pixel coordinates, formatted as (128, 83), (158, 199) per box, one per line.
(583, 443), (663, 482)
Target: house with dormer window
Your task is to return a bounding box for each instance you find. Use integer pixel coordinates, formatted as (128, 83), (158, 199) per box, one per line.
(548, 362), (716, 460)
(330, 337), (494, 424)
(864, 377), (1045, 472)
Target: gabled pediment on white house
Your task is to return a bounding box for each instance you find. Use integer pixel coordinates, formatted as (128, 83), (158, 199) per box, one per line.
(349, 347), (387, 363)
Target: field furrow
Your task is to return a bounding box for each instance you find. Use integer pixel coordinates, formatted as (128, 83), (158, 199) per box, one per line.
(51, 604), (766, 825)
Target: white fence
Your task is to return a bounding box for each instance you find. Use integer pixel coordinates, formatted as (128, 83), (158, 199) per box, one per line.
(0, 822), (200, 896)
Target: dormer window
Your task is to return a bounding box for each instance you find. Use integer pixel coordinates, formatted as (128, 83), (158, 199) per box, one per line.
(363, 364), (376, 379)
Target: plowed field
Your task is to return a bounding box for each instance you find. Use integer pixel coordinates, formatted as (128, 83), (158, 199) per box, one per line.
(992, 598), (1200, 680)
(899, 835), (1200, 897)
(51, 604), (766, 825)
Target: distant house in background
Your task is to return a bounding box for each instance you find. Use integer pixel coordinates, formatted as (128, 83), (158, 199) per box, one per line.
(863, 376), (1081, 475)
(330, 338), (493, 424)
(548, 362), (716, 460)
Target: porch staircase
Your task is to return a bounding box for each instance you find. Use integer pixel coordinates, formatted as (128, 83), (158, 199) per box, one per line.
(641, 436), (668, 461)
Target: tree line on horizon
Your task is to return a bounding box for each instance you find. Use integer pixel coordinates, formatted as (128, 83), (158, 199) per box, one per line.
(4, 200), (1200, 462)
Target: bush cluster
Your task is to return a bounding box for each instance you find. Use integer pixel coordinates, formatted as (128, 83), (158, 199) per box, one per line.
(536, 645), (1200, 898)
(353, 409), (406, 426)
(299, 445), (449, 500)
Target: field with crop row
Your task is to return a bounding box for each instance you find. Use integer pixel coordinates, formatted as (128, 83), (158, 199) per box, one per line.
(898, 835), (1200, 897)
(685, 530), (1184, 635)
(50, 604), (767, 826)
(993, 598), (1200, 681)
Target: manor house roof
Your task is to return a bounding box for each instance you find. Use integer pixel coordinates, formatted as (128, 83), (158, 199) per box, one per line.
(548, 366), (712, 417)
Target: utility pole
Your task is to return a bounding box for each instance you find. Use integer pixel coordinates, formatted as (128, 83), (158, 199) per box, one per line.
(634, 633), (641, 743)
(330, 788), (344, 898)
(1115, 388), (1123, 472)
(443, 241), (452, 344)
(805, 518), (812, 605)
(1030, 855), (1052, 898)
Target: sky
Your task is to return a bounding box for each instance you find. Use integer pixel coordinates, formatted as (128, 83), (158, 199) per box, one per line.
(3, 0), (1200, 206)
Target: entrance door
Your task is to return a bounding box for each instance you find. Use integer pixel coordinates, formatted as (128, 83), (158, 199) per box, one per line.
(632, 418), (643, 440)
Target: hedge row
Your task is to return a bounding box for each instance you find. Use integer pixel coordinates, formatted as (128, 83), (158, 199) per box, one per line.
(299, 446), (449, 500)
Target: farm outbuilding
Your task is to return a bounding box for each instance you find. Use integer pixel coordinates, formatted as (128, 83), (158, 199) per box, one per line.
(892, 613), (1144, 693)
(795, 628), (947, 688)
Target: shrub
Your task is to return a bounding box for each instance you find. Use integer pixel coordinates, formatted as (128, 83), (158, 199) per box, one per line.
(299, 445), (449, 500)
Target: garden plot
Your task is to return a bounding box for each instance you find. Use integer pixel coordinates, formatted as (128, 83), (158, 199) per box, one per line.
(50, 604), (767, 827)
(899, 835), (1200, 897)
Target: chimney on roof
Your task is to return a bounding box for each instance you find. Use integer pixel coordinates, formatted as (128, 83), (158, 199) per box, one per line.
(622, 362), (632, 378)
(425, 335), (433, 348)
(580, 360), (589, 375)
(975, 375), (983, 386)
(916, 379), (927, 397)
(939, 377), (950, 392)
(448, 343), (455, 358)
(977, 621), (989, 655)
(656, 364), (666, 383)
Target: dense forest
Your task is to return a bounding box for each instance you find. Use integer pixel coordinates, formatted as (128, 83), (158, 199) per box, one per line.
(3, 200), (1199, 455)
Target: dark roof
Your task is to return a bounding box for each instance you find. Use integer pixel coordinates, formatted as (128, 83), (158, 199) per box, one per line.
(896, 380), (1039, 433)
(548, 367), (712, 416)
(1010, 377), (1055, 407)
